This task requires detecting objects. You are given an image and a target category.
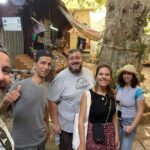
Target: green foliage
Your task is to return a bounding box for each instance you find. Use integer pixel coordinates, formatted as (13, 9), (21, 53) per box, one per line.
(77, 0), (84, 8)
(95, 41), (102, 64)
(65, 0), (106, 9)
(141, 85), (150, 94)
(136, 40), (148, 61)
(144, 12), (150, 34)
(111, 71), (117, 89)
(140, 73), (145, 83)
(144, 28), (150, 33)
(95, 0), (106, 6)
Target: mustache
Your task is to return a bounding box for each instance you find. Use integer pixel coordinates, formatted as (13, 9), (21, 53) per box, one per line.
(0, 86), (7, 92)
(0, 82), (8, 91)
(72, 62), (80, 65)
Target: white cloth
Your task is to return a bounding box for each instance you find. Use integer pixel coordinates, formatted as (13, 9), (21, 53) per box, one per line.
(72, 90), (91, 150)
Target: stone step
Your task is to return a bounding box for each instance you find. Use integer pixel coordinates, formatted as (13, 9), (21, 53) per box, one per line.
(141, 112), (150, 124)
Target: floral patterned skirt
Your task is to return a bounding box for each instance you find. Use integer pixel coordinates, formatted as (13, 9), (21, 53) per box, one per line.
(86, 122), (116, 150)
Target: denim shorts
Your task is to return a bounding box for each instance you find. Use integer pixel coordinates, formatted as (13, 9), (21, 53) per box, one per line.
(119, 118), (136, 150)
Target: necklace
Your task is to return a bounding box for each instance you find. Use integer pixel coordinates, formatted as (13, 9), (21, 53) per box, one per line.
(101, 95), (108, 106)
(101, 97), (105, 101)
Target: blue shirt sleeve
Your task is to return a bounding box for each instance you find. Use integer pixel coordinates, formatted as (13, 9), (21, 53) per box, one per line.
(116, 84), (120, 92)
(135, 87), (144, 100)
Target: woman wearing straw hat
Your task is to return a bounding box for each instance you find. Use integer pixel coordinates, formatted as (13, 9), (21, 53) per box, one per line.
(116, 64), (145, 150)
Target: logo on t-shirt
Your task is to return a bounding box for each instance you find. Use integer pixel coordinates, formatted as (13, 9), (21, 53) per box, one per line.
(76, 77), (90, 90)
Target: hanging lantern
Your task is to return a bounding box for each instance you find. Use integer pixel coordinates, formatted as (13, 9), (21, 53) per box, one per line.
(11, 0), (26, 6)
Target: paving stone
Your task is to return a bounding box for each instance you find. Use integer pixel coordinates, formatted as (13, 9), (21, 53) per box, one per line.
(142, 139), (150, 150)
(132, 140), (145, 150)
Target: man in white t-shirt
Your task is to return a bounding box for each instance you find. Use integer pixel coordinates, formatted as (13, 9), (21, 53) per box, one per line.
(48, 49), (95, 150)
(0, 49), (14, 150)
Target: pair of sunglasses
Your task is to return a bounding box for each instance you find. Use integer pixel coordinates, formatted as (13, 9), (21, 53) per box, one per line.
(0, 127), (12, 150)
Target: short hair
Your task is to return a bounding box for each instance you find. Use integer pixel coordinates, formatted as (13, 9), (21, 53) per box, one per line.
(68, 49), (81, 55)
(35, 49), (52, 62)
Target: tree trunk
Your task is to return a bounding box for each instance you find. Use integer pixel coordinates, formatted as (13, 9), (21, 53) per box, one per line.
(99, 0), (150, 72)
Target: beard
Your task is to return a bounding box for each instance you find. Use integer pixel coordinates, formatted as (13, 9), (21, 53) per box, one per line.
(69, 64), (82, 74)
(0, 83), (9, 93)
(0, 78), (11, 92)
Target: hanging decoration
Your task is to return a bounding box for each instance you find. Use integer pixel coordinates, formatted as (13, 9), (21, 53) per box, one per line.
(59, 7), (102, 41)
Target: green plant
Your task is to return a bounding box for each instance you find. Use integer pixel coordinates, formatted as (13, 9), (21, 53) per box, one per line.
(95, 41), (102, 64)
(136, 39), (148, 63)
(64, 0), (106, 9)
(141, 85), (150, 94)
(111, 71), (117, 89)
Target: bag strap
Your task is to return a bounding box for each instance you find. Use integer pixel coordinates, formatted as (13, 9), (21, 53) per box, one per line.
(0, 127), (13, 150)
(105, 97), (112, 124)
(0, 138), (7, 149)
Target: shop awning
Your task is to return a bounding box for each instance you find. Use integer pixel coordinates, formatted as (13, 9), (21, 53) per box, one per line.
(59, 7), (102, 41)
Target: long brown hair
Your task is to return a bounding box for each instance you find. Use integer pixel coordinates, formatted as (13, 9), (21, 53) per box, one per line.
(94, 64), (115, 100)
(117, 72), (139, 88)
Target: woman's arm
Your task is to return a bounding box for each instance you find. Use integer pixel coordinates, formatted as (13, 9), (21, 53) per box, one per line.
(113, 113), (120, 149)
(77, 92), (87, 150)
(124, 99), (145, 134)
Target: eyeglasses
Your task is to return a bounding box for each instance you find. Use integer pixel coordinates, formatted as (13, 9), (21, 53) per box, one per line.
(0, 127), (12, 150)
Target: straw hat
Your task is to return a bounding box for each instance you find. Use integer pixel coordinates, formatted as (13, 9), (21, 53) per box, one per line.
(117, 64), (140, 81)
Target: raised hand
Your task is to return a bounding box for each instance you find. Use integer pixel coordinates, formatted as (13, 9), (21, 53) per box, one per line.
(4, 85), (21, 104)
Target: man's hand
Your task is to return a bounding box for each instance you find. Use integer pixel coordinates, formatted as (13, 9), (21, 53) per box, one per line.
(0, 85), (21, 113)
(53, 123), (61, 134)
(4, 85), (21, 104)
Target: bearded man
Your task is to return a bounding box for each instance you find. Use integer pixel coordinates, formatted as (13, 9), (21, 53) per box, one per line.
(0, 49), (14, 149)
(48, 49), (95, 150)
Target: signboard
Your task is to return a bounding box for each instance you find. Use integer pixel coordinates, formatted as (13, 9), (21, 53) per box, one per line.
(11, 0), (26, 6)
(2, 17), (22, 31)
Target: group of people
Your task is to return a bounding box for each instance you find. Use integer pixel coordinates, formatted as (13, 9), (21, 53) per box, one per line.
(0, 49), (52, 150)
(77, 64), (144, 150)
(0, 48), (144, 150)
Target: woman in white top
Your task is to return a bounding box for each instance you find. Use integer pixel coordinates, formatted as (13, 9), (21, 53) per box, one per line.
(116, 64), (145, 150)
